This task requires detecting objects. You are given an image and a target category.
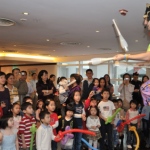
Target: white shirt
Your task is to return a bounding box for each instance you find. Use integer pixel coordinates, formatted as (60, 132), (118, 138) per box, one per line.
(98, 100), (115, 119)
(36, 124), (55, 150)
(118, 83), (134, 102)
(86, 116), (101, 131)
(30, 79), (38, 91)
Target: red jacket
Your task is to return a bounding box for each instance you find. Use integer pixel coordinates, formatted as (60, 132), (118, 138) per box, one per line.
(0, 106), (3, 118)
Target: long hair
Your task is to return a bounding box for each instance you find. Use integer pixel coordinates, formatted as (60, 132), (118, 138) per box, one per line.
(104, 74), (112, 85)
(99, 77), (107, 88)
(37, 70), (49, 84)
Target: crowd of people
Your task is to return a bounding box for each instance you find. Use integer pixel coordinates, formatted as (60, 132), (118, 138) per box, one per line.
(0, 68), (150, 150)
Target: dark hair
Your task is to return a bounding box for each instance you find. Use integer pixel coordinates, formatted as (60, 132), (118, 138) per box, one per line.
(133, 72), (139, 76)
(0, 71), (6, 77)
(112, 99), (118, 103)
(39, 111), (50, 121)
(101, 88), (110, 95)
(86, 69), (93, 74)
(142, 75), (149, 83)
(21, 71), (27, 76)
(36, 99), (44, 110)
(11, 102), (20, 109)
(117, 98), (123, 103)
(104, 74), (112, 85)
(0, 114), (13, 129)
(45, 99), (55, 111)
(23, 96), (32, 103)
(89, 106), (99, 115)
(130, 100), (137, 109)
(21, 102), (32, 111)
(70, 73), (81, 85)
(57, 76), (67, 84)
(5, 73), (14, 85)
(79, 75), (83, 81)
(12, 68), (20, 74)
(37, 70), (49, 84)
(49, 74), (55, 79)
(65, 103), (75, 113)
(99, 77), (107, 88)
(31, 73), (36, 76)
(92, 78), (99, 86)
(123, 73), (131, 82)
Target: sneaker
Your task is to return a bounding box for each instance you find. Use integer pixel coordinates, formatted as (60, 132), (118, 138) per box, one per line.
(127, 145), (132, 148)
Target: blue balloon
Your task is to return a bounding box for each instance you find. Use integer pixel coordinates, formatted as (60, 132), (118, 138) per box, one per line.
(81, 138), (98, 150)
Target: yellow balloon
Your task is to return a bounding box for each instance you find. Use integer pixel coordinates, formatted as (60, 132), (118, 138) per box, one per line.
(129, 126), (139, 150)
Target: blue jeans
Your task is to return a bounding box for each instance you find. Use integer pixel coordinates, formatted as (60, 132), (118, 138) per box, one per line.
(73, 126), (82, 150)
(127, 123), (137, 145)
(100, 119), (113, 150)
(113, 129), (119, 146)
(52, 140), (57, 150)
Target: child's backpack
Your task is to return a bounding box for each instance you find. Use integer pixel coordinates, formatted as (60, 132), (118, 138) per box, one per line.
(140, 80), (150, 105)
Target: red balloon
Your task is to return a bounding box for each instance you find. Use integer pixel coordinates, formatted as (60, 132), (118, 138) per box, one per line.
(54, 129), (96, 142)
(117, 114), (145, 132)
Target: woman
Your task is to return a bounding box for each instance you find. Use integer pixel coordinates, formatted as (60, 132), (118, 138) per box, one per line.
(142, 75), (149, 83)
(5, 73), (19, 104)
(0, 71), (11, 115)
(36, 70), (56, 103)
(118, 73), (134, 111)
(104, 74), (114, 99)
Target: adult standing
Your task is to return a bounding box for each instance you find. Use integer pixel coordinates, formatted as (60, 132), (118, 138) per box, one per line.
(12, 68), (20, 83)
(118, 73), (134, 111)
(0, 72), (11, 115)
(81, 69), (94, 100)
(49, 74), (57, 94)
(36, 70), (55, 103)
(104, 74), (114, 100)
(5, 73), (19, 104)
(14, 71), (28, 104)
(131, 72), (142, 105)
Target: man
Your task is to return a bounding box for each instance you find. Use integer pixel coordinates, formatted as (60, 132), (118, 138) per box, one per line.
(14, 71), (28, 104)
(131, 72), (142, 105)
(12, 68), (20, 84)
(81, 69), (94, 100)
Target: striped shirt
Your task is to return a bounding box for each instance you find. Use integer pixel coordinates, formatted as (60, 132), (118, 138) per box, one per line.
(18, 115), (36, 148)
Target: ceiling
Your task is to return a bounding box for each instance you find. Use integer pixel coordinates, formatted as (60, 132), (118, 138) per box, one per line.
(0, 0), (150, 65)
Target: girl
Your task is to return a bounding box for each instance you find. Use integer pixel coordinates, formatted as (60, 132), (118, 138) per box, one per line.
(126, 100), (140, 149)
(142, 75), (149, 83)
(45, 99), (58, 150)
(36, 100), (44, 127)
(72, 91), (86, 150)
(86, 106), (101, 150)
(104, 74), (114, 100)
(5, 73), (19, 104)
(0, 114), (19, 150)
(92, 78), (101, 101)
(11, 103), (21, 131)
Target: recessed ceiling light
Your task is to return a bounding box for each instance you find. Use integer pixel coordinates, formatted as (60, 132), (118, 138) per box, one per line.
(135, 40), (138, 42)
(116, 51), (119, 52)
(14, 45), (16, 47)
(20, 18), (27, 21)
(46, 39), (49, 42)
(53, 50), (55, 51)
(48, 55), (51, 56)
(23, 12), (29, 15)
(87, 46), (90, 48)
(96, 31), (99, 33)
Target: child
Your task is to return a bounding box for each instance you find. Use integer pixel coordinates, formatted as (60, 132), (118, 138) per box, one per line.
(86, 106), (101, 150)
(92, 78), (101, 101)
(142, 101), (150, 148)
(59, 103), (77, 150)
(35, 100), (44, 121)
(72, 90), (86, 150)
(18, 102), (36, 150)
(23, 96), (33, 104)
(45, 99), (58, 150)
(98, 88), (115, 150)
(36, 111), (56, 150)
(0, 114), (19, 150)
(126, 100), (140, 149)
(112, 100), (120, 149)
(11, 103), (21, 131)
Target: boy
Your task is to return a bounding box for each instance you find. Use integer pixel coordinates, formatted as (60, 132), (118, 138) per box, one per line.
(82, 69), (94, 100)
(18, 102), (36, 150)
(98, 88), (115, 150)
(36, 111), (55, 150)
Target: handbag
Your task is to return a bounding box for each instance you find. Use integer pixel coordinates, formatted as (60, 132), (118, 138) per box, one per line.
(123, 85), (130, 112)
